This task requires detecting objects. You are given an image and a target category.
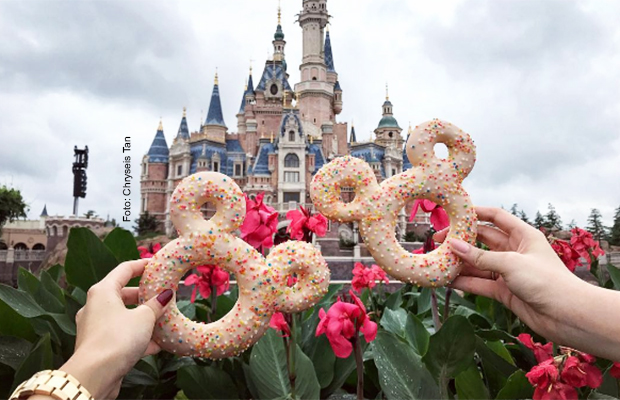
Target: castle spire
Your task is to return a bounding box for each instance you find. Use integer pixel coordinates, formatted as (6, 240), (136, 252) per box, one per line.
(386, 82), (389, 101)
(176, 107), (190, 140)
(40, 204), (48, 217)
(205, 71), (226, 127)
(273, 1), (286, 62)
(147, 121), (169, 163)
(239, 66), (255, 114)
(324, 28), (336, 72)
(349, 121), (357, 143)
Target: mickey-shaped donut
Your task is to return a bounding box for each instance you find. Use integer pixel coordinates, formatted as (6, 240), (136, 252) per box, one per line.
(310, 119), (477, 287)
(139, 172), (330, 358)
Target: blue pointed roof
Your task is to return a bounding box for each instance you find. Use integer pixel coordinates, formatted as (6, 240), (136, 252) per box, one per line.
(334, 80), (342, 91)
(403, 134), (412, 170)
(309, 143), (326, 173)
(176, 110), (190, 140)
(324, 31), (335, 72)
(350, 125), (357, 143)
(239, 73), (255, 114)
(40, 204), (48, 217)
(147, 122), (169, 163)
(251, 143), (276, 175)
(205, 78), (226, 127)
(256, 63), (292, 92)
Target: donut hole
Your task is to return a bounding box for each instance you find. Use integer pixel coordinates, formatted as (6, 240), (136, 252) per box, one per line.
(180, 266), (234, 322)
(434, 143), (449, 160)
(402, 198), (446, 250)
(286, 272), (299, 287)
(340, 186), (355, 204)
(199, 201), (217, 220)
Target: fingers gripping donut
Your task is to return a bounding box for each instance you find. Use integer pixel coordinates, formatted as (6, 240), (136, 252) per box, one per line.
(311, 119), (477, 287)
(139, 172), (330, 358)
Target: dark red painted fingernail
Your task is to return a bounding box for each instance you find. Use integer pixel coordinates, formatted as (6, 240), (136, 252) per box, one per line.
(156, 289), (173, 306)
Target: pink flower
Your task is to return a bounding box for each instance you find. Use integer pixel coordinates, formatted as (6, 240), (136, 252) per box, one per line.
(316, 291), (377, 358)
(269, 312), (290, 337)
(286, 205), (328, 242)
(183, 265), (230, 303)
(240, 193), (279, 250)
(518, 334), (554, 363)
(560, 356), (602, 389)
(138, 243), (162, 258)
(527, 359), (578, 400)
(610, 362), (620, 379)
(414, 234), (438, 255)
(351, 262), (389, 293)
(409, 199), (449, 231)
(551, 240), (582, 272)
(570, 227), (605, 262)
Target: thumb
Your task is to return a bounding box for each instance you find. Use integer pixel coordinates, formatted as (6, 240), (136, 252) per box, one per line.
(449, 238), (507, 273)
(137, 289), (174, 322)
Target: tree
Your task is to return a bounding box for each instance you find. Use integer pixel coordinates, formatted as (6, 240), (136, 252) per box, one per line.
(543, 203), (563, 231)
(0, 185), (28, 236)
(518, 210), (530, 224)
(134, 211), (161, 236)
(510, 203), (518, 216)
(83, 210), (98, 219)
(568, 219), (577, 230)
(587, 208), (606, 242)
(534, 211), (545, 229)
(610, 206), (620, 246)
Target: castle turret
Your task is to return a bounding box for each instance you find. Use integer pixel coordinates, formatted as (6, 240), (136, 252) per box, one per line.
(374, 84), (402, 147)
(273, 5), (286, 64)
(295, 0), (336, 131)
(201, 73), (227, 143)
(141, 120), (169, 229)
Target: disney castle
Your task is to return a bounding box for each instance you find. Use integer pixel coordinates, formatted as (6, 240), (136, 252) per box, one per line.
(141, 0), (419, 242)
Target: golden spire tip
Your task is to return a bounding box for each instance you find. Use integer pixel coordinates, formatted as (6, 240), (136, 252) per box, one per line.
(385, 82), (389, 100)
(277, 0), (281, 24)
(214, 69), (219, 85)
(183, 107), (187, 117)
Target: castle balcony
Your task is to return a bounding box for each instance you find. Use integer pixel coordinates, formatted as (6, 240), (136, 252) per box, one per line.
(14, 250), (47, 261)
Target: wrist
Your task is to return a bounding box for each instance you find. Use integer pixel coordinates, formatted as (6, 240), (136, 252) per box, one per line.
(59, 349), (121, 399)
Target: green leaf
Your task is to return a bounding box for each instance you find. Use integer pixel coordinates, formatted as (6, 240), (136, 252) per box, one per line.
(249, 329), (319, 399)
(588, 391), (619, 400)
(306, 334), (336, 388)
(176, 365), (239, 399)
(40, 271), (65, 306)
(487, 340), (516, 366)
(373, 330), (439, 400)
(454, 305), (492, 329)
(17, 267), (39, 295)
(11, 333), (53, 391)
(417, 287), (431, 314)
(476, 329), (536, 366)
(103, 227), (140, 262)
(0, 336), (32, 370)
(0, 285), (75, 336)
(177, 300), (196, 320)
(65, 227), (119, 291)
(496, 370), (534, 399)
(123, 368), (159, 386)
(475, 337), (518, 397)
(405, 312), (430, 356)
(608, 265), (620, 291)
(380, 308), (407, 338)
(455, 362), (489, 400)
(422, 315), (476, 383)
(0, 298), (36, 341)
(321, 352), (356, 398)
(384, 290), (403, 310)
(46, 264), (64, 282)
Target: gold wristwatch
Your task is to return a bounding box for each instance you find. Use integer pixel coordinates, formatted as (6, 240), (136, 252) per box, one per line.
(10, 370), (94, 400)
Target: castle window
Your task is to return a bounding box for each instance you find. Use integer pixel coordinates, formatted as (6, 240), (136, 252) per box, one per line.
(284, 153), (299, 168)
(63, 226), (68, 237)
(312, 77), (317, 81)
(213, 161), (219, 172)
(14, 242), (28, 250)
(389, 131), (393, 138)
(142, 163), (147, 175)
(177, 165), (183, 176)
(33, 243), (45, 251)
(284, 172), (300, 182)
(142, 197), (147, 212)
(270, 84), (278, 96)
(52, 226), (57, 236)
(392, 169), (396, 176)
(235, 164), (242, 176)
(289, 130), (295, 142)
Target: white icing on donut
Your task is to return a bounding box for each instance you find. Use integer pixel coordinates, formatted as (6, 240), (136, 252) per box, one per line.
(310, 119), (477, 287)
(138, 172), (330, 358)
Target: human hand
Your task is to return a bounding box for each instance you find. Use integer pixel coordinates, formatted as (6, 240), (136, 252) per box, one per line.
(59, 259), (173, 399)
(435, 206), (586, 345)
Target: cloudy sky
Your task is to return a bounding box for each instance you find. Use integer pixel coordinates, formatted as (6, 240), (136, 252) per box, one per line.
(1, 0), (619, 231)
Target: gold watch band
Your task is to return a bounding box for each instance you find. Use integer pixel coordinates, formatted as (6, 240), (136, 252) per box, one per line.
(10, 370), (94, 400)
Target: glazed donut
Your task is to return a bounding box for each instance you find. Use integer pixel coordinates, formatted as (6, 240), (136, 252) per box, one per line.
(138, 172), (330, 358)
(310, 119), (477, 287)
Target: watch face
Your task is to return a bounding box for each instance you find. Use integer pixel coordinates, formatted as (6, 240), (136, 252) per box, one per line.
(270, 84), (278, 95)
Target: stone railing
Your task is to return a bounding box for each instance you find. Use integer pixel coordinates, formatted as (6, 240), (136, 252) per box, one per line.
(13, 250), (47, 261)
(0, 251), (6, 262)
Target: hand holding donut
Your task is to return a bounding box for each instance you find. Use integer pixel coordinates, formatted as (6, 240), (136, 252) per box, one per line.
(138, 173), (330, 359)
(310, 119), (477, 287)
